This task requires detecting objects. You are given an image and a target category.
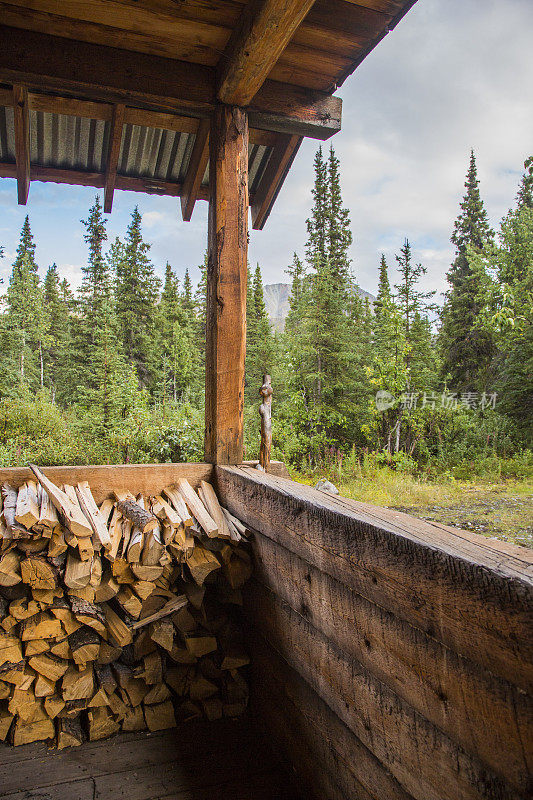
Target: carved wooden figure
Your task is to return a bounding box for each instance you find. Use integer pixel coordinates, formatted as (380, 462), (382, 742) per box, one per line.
(259, 375), (273, 472)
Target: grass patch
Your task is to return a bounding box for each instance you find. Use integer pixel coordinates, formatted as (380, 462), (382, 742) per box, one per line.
(292, 466), (533, 549)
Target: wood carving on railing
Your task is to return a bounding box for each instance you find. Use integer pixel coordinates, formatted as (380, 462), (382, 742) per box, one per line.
(259, 374), (273, 472)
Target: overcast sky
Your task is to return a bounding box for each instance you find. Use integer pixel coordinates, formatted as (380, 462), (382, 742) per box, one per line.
(1, 0), (532, 300)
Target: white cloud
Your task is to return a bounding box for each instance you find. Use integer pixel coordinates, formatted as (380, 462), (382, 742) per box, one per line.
(0, 0), (531, 300)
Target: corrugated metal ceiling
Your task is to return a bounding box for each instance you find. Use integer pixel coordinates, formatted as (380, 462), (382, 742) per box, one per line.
(0, 106), (273, 195)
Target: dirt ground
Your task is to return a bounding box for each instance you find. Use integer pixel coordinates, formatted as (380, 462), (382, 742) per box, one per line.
(392, 484), (532, 548)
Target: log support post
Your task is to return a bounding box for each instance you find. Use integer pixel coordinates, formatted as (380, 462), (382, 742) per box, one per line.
(204, 104), (248, 464)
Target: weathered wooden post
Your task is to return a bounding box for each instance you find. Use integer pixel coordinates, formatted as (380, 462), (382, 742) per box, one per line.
(204, 103), (249, 465)
(259, 374), (273, 472)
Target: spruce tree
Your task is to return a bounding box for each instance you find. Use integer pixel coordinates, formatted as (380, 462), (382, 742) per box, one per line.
(73, 196), (123, 427)
(5, 217), (43, 389)
(394, 239), (436, 343)
(374, 254), (391, 317)
(42, 264), (71, 402)
(327, 145), (352, 287)
(245, 264), (276, 403)
(157, 263), (198, 404)
(115, 207), (161, 389)
(439, 151), (495, 391)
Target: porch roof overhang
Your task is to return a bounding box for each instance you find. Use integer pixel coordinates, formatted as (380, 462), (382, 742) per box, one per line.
(0, 0), (417, 227)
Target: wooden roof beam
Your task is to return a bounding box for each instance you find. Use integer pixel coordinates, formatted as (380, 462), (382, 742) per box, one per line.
(0, 163), (212, 201)
(0, 26), (341, 141)
(218, 0), (317, 106)
(181, 119), (210, 222)
(104, 103), (125, 213)
(12, 84), (30, 204)
(251, 134), (302, 230)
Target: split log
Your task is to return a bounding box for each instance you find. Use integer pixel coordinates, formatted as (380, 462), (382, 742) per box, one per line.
(29, 653), (69, 682)
(122, 705), (146, 731)
(132, 564), (164, 581)
(95, 572), (120, 603)
(70, 597), (107, 636)
(130, 595), (188, 630)
(199, 481), (232, 540)
(57, 716), (84, 749)
(127, 526), (144, 563)
(102, 603), (133, 647)
(144, 699), (176, 731)
(0, 633), (22, 667)
(149, 618), (174, 652)
(0, 550), (21, 586)
(38, 488), (60, 533)
(64, 551), (92, 588)
(62, 664), (94, 701)
(68, 627), (100, 666)
(34, 672), (56, 698)
(29, 465), (93, 538)
(116, 585), (142, 619)
(186, 545), (221, 585)
(76, 481), (112, 550)
(21, 612), (63, 641)
(44, 694), (65, 719)
(162, 486), (193, 526)
(15, 481), (40, 528)
(13, 716), (54, 745)
(20, 555), (58, 590)
(87, 706), (120, 740)
(0, 709), (14, 740)
(176, 479), (218, 537)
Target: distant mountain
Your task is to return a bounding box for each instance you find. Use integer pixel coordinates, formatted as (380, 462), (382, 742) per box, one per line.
(263, 282), (376, 331)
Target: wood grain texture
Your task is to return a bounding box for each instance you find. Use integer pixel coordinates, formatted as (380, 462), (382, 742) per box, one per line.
(103, 102), (125, 213)
(250, 631), (415, 800)
(0, 26), (342, 140)
(251, 134), (301, 229)
(0, 464), (214, 504)
(180, 118), (210, 221)
(204, 104), (248, 464)
(12, 84), (30, 204)
(216, 466), (533, 691)
(217, 0), (317, 105)
(247, 587), (521, 800)
(249, 533), (532, 792)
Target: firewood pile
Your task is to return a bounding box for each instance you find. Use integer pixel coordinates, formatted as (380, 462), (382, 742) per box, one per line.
(0, 465), (252, 748)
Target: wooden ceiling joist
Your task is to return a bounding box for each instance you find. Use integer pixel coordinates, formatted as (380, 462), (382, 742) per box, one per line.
(104, 103), (125, 214)
(12, 84), (30, 205)
(217, 0), (317, 106)
(0, 26), (341, 141)
(251, 134), (302, 230)
(0, 163), (212, 202)
(181, 119), (210, 222)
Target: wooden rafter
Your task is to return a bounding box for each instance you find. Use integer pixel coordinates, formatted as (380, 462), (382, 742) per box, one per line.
(251, 134), (302, 230)
(12, 84), (30, 205)
(0, 26), (341, 141)
(218, 0), (317, 106)
(104, 103), (125, 213)
(0, 163), (213, 202)
(181, 119), (210, 222)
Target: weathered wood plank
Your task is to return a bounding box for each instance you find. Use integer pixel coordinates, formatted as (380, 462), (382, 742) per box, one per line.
(0, 26), (342, 140)
(251, 631), (414, 800)
(104, 102), (125, 213)
(251, 134), (302, 229)
(180, 118), (209, 221)
(217, 466), (533, 691)
(249, 532), (532, 791)
(205, 104), (248, 464)
(217, 0), (317, 106)
(247, 586), (521, 800)
(0, 464), (214, 504)
(12, 84), (30, 204)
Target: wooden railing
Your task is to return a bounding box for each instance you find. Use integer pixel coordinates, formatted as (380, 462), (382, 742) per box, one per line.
(216, 465), (533, 800)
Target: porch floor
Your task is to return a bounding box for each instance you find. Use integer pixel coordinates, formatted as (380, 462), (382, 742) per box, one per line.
(0, 715), (300, 800)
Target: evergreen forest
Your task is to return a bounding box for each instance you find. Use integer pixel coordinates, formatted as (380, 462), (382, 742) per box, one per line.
(0, 147), (531, 489)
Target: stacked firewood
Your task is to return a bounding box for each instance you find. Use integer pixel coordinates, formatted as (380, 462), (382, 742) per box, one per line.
(0, 465), (252, 748)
